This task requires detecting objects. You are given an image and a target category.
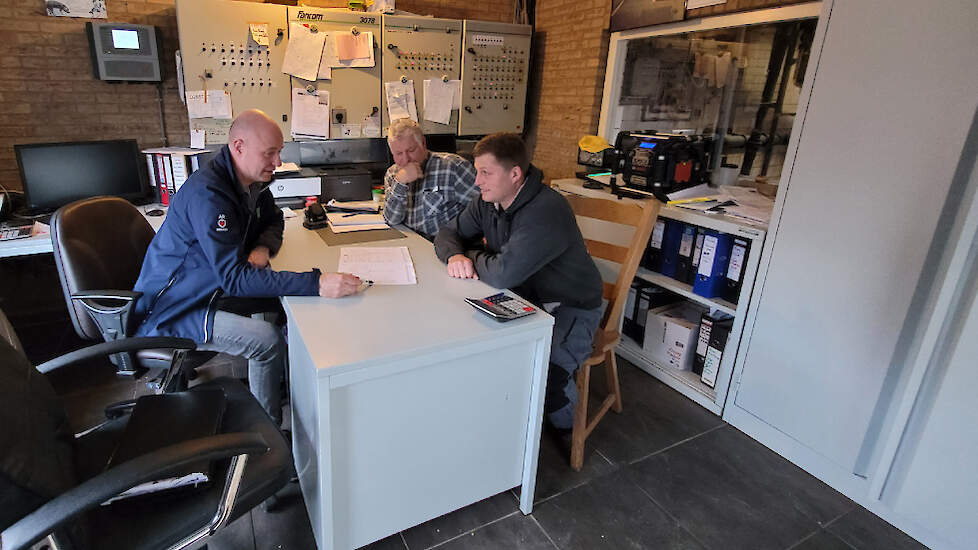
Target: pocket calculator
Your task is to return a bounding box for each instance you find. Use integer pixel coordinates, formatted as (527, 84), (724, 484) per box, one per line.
(465, 292), (537, 322)
(0, 225), (32, 242)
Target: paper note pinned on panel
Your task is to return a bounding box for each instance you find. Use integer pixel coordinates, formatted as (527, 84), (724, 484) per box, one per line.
(363, 113), (381, 137)
(321, 31), (375, 69)
(190, 127), (205, 149)
(282, 22), (326, 82)
(385, 79), (417, 122)
(291, 88), (330, 138)
(423, 79), (454, 125)
(249, 23), (269, 47)
(186, 90), (232, 119)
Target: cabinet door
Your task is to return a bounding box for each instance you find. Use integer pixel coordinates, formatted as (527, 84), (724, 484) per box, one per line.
(732, 0), (978, 473)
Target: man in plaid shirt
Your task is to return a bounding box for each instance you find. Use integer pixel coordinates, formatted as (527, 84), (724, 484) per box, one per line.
(383, 118), (479, 240)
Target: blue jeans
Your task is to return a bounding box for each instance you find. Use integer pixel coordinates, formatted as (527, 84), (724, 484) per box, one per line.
(198, 309), (286, 426)
(546, 305), (602, 430)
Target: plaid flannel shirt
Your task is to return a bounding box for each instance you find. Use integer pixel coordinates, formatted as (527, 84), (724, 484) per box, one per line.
(382, 152), (479, 239)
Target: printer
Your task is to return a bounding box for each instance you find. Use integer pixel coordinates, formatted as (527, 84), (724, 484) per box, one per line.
(270, 166), (373, 208)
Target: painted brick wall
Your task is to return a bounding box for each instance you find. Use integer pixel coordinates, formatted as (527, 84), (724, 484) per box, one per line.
(0, 0), (513, 193)
(0, 0), (193, 192)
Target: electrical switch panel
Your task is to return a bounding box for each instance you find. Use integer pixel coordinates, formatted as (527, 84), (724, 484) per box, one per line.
(459, 20), (531, 136)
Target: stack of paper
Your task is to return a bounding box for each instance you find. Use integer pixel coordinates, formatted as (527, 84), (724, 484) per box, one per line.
(326, 212), (388, 233)
(327, 199), (380, 212)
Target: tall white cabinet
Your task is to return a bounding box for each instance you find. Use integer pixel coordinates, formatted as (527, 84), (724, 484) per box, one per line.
(722, 1), (978, 549)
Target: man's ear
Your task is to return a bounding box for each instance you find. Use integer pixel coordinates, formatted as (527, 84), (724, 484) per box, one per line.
(230, 138), (245, 155)
(510, 164), (523, 184)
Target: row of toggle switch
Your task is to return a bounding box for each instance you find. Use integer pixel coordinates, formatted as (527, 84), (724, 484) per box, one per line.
(220, 57), (271, 68)
(223, 78), (276, 88)
(201, 42), (269, 55)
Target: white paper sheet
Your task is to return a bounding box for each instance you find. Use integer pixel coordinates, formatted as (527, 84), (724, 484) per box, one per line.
(329, 223), (390, 233)
(423, 79), (455, 125)
(363, 113), (381, 137)
(291, 88), (330, 138)
(273, 162), (301, 174)
(339, 124), (361, 138)
(320, 31), (375, 69)
(249, 23), (270, 47)
(282, 22), (327, 82)
(190, 127), (205, 149)
(186, 90), (232, 119)
(326, 212), (386, 226)
(337, 246), (417, 285)
(385, 80), (418, 122)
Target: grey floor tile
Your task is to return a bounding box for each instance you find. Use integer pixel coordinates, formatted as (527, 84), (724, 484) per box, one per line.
(827, 508), (929, 550)
(402, 491), (519, 550)
(629, 425), (854, 550)
(252, 483), (318, 550)
(207, 510), (257, 550)
(586, 358), (724, 465)
(433, 513), (554, 550)
(360, 534), (408, 549)
(517, 423), (617, 504)
(533, 469), (705, 550)
(791, 530), (855, 550)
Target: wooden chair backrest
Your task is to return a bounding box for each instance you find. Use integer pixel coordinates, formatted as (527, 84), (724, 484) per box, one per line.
(565, 194), (662, 333)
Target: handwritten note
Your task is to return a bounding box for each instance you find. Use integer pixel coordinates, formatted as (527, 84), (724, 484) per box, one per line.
(282, 22), (326, 81)
(337, 246), (417, 285)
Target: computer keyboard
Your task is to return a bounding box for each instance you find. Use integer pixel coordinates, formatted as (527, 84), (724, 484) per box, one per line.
(0, 225), (33, 241)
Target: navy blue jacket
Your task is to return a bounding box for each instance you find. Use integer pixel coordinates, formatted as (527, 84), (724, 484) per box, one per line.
(132, 146), (320, 343)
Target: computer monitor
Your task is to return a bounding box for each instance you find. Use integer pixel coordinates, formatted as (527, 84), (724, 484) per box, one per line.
(15, 139), (150, 213)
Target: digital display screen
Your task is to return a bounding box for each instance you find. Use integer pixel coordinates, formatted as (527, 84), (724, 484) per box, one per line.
(111, 29), (140, 49)
(639, 142), (658, 149)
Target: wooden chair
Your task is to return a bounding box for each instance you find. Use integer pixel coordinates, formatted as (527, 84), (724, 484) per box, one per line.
(564, 194), (661, 471)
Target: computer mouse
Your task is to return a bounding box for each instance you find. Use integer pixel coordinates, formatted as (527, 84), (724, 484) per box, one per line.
(146, 209), (165, 217)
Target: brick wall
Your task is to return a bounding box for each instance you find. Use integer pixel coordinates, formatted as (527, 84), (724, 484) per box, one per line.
(0, 0), (191, 192)
(396, 0), (513, 22)
(0, 0), (513, 193)
(525, 0), (612, 183)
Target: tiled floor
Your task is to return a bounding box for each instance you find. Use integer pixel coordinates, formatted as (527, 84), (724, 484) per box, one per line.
(20, 321), (929, 550)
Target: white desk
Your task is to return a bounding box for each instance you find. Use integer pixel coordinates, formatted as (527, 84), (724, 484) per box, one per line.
(271, 219), (554, 550)
(0, 204), (168, 259)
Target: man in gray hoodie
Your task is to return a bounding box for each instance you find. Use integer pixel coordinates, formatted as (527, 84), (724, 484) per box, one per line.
(434, 133), (604, 434)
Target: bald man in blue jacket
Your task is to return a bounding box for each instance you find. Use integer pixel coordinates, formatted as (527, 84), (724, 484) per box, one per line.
(132, 110), (360, 425)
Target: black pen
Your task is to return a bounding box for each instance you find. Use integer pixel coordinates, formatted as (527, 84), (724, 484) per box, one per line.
(342, 212), (363, 217)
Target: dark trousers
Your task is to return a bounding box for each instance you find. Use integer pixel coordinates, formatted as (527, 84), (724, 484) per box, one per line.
(544, 305), (602, 430)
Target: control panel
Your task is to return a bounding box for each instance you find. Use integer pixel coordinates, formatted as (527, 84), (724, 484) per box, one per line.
(381, 15), (462, 135)
(288, 7), (382, 140)
(459, 20), (531, 136)
(176, 0), (293, 138)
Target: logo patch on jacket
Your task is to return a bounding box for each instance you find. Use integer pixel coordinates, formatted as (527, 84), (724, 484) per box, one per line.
(216, 214), (228, 232)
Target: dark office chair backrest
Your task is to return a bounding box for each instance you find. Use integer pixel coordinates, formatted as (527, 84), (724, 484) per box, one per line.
(51, 197), (156, 341)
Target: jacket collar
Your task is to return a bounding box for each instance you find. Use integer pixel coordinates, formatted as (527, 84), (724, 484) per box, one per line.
(499, 164), (544, 216)
(213, 145), (273, 200)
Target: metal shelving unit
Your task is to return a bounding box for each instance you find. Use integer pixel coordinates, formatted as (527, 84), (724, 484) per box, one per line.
(553, 178), (769, 415)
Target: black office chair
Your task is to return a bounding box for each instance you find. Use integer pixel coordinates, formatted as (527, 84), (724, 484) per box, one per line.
(50, 196), (214, 389)
(0, 307), (292, 550)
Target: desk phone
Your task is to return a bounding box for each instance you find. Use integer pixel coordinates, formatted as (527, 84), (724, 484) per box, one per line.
(465, 292), (536, 322)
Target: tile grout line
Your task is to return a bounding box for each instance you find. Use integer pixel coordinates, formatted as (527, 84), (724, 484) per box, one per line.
(400, 530), (410, 550)
(423, 510), (521, 550)
(631, 479), (713, 550)
(628, 423), (726, 466)
(529, 513), (561, 550)
(530, 466), (621, 509)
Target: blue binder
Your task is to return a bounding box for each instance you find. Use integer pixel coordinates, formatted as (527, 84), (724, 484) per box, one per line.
(693, 230), (733, 298)
(659, 219), (684, 278)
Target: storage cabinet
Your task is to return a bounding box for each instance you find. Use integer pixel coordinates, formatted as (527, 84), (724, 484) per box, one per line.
(554, 178), (766, 415)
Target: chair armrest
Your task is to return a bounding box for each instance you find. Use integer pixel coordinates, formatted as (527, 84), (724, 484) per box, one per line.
(1, 432), (269, 550)
(70, 290), (142, 303)
(36, 337), (197, 374)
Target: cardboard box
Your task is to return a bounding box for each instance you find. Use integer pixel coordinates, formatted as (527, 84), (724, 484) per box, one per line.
(643, 302), (705, 371)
